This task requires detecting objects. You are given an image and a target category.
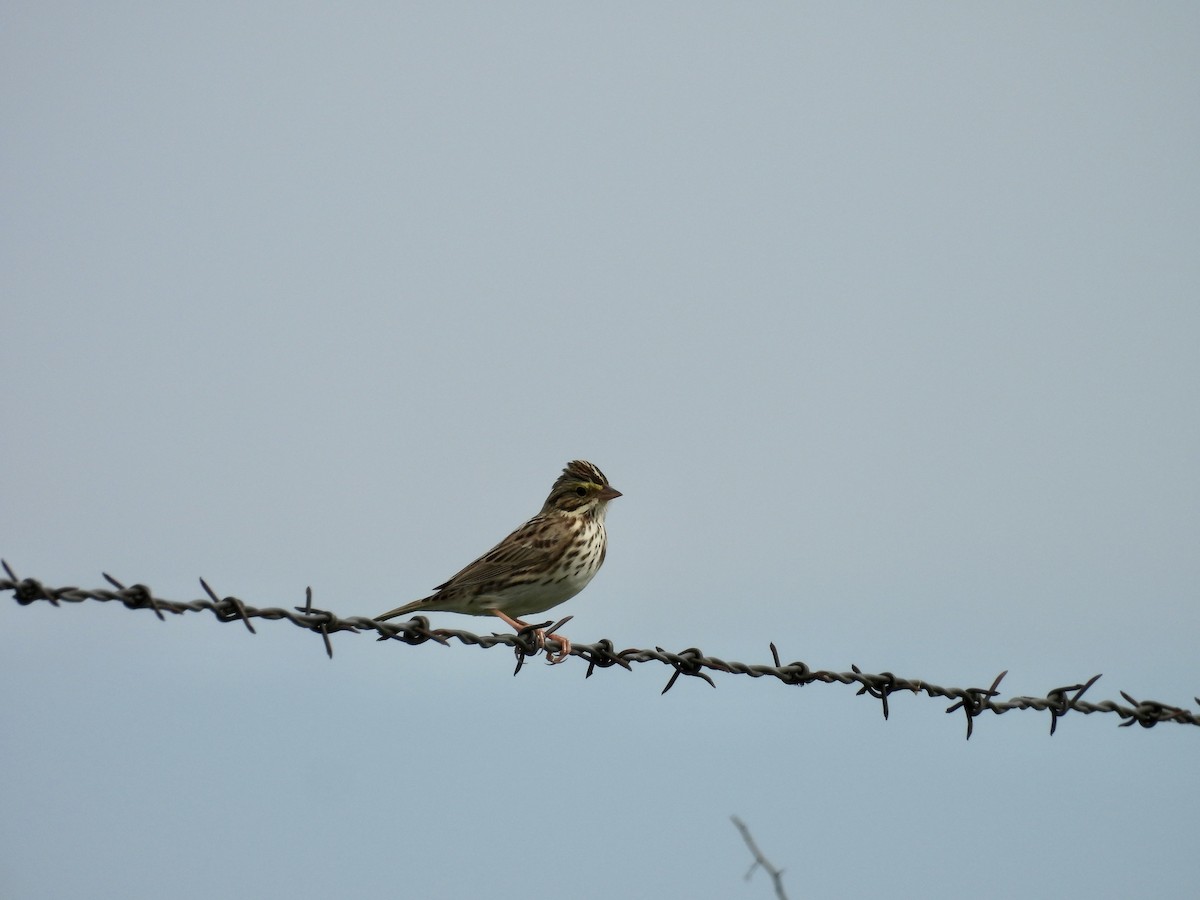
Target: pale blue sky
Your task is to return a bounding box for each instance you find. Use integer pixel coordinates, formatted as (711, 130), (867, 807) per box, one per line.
(3, 4), (1198, 898)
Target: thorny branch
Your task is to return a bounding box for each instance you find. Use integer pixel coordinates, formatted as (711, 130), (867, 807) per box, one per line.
(5, 562), (1199, 739)
(732, 816), (788, 900)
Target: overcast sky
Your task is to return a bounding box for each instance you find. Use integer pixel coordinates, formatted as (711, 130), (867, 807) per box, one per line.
(3, 4), (1198, 898)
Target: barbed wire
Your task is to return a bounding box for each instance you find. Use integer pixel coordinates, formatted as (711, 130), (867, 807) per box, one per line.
(5, 561), (1198, 738)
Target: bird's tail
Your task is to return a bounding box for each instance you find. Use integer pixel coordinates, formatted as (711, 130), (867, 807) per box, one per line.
(374, 598), (429, 621)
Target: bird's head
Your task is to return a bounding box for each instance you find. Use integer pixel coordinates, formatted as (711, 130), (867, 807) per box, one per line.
(542, 459), (621, 515)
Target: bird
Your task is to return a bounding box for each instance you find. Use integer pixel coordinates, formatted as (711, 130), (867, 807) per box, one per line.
(375, 460), (620, 663)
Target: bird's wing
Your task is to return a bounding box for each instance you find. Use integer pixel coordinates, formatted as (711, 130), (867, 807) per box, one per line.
(432, 514), (565, 591)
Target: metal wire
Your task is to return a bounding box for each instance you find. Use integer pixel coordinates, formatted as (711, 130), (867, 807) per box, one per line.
(5, 561), (1198, 738)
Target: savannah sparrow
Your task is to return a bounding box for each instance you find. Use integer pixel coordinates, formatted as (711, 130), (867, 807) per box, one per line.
(375, 460), (620, 663)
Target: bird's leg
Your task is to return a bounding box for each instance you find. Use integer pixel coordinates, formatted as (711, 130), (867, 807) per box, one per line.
(490, 609), (539, 646)
(490, 610), (572, 664)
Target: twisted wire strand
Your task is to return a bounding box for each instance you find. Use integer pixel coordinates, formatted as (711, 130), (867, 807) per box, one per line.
(5, 561), (1197, 738)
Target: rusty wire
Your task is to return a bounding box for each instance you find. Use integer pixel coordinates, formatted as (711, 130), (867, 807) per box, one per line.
(5, 561), (1198, 738)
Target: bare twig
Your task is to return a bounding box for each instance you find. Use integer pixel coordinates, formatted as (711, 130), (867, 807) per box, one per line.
(731, 816), (788, 900)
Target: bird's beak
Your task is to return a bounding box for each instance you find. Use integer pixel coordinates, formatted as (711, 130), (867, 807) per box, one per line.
(598, 485), (622, 501)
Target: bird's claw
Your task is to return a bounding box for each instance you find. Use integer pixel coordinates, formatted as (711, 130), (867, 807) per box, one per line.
(543, 632), (571, 665)
(490, 609), (573, 665)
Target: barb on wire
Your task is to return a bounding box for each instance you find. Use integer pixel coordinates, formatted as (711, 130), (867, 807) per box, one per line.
(4, 562), (1198, 738)
(731, 816), (789, 900)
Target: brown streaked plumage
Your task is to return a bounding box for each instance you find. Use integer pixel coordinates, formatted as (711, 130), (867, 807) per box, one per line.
(375, 460), (620, 663)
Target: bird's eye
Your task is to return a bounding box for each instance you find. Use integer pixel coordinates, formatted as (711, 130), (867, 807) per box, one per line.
(574, 486), (587, 496)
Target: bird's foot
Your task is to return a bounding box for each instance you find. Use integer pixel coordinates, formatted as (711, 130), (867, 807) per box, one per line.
(543, 631), (572, 665)
(491, 610), (574, 665)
